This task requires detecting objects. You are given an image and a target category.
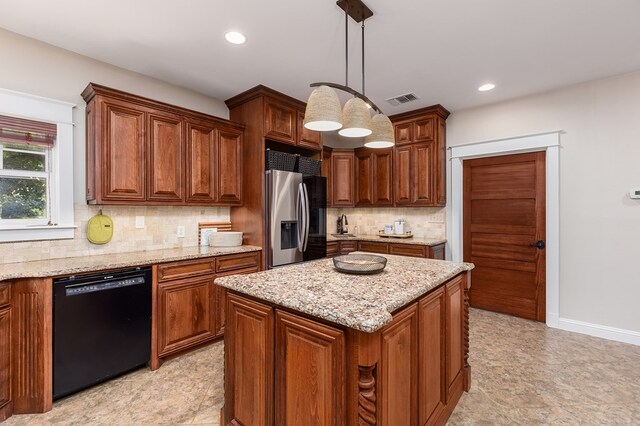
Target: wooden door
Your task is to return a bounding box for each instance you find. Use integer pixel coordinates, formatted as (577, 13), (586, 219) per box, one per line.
(380, 304), (418, 426)
(0, 307), (9, 415)
(331, 151), (355, 207)
(463, 152), (546, 321)
(275, 310), (345, 426)
(101, 100), (146, 201)
(373, 149), (394, 205)
(297, 111), (322, 150)
(217, 128), (242, 204)
(226, 294), (274, 426)
(185, 120), (217, 203)
(418, 287), (445, 425)
(264, 99), (296, 144)
(157, 276), (216, 357)
(412, 142), (434, 205)
(148, 112), (183, 202)
(355, 150), (374, 206)
(394, 146), (412, 205)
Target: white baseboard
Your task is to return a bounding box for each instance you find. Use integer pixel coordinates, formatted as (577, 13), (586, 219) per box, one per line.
(555, 317), (640, 346)
(546, 312), (559, 328)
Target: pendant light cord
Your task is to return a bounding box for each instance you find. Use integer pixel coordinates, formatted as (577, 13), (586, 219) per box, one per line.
(345, 6), (349, 88)
(361, 19), (365, 95)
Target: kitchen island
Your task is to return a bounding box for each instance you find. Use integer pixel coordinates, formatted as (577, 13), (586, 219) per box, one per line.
(216, 254), (473, 425)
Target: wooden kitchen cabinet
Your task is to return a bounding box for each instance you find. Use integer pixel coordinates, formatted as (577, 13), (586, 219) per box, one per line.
(394, 142), (434, 206)
(357, 241), (389, 254)
(356, 241), (445, 259)
(355, 148), (393, 207)
(83, 83), (244, 206)
(326, 241), (339, 258)
(331, 150), (355, 207)
(148, 111), (184, 202)
(152, 251), (261, 368)
(264, 98), (297, 144)
(0, 282), (10, 422)
(297, 110), (323, 150)
(446, 276), (465, 399)
(275, 310), (345, 426)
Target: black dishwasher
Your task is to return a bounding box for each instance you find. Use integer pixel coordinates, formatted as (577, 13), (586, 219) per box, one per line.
(53, 267), (151, 400)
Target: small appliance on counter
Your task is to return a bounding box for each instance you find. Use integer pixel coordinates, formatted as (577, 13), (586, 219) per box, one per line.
(337, 214), (349, 234)
(394, 219), (406, 235)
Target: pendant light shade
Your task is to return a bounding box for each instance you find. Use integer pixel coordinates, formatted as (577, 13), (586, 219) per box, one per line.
(303, 85), (343, 131)
(338, 97), (372, 137)
(364, 113), (395, 148)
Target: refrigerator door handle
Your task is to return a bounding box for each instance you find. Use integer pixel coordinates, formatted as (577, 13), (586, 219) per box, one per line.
(297, 183), (305, 253)
(302, 183), (310, 252)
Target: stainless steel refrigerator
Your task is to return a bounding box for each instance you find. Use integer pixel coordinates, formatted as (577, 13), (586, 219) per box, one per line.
(266, 170), (327, 268)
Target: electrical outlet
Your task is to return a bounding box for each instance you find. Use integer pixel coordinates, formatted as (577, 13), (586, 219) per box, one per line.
(135, 216), (145, 229)
(177, 225), (185, 238)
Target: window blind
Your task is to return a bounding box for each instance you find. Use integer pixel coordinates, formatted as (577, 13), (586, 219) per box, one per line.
(0, 114), (57, 147)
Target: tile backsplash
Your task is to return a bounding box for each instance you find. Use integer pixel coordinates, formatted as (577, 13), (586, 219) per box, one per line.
(328, 207), (446, 239)
(0, 204), (230, 264)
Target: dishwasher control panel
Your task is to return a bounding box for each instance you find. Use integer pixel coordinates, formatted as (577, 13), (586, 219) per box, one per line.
(65, 276), (145, 296)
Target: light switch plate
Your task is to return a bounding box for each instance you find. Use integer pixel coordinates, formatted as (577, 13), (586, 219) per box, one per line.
(177, 225), (185, 238)
(135, 216), (145, 229)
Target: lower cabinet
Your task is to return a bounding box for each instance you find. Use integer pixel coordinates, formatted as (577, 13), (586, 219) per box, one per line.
(153, 251), (261, 367)
(224, 272), (469, 426)
(0, 293), (10, 422)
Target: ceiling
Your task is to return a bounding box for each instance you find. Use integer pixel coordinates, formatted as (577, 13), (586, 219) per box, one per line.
(1, 0), (640, 113)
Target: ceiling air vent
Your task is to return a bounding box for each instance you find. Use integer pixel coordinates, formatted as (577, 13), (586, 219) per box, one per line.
(386, 92), (419, 106)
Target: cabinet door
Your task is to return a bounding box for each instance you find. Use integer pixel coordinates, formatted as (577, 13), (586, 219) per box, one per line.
(338, 241), (357, 254)
(148, 112), (184, 202)
(394, 121), (414, 146)
(414, 117), (434, 143)
(419, 287), (446, 425)
(326, 241), (339, 258)
(217, 128), (242, 204)
(101, 99), (146, 201)
(380, 304), (418, 426)
(0, 307), (9, 414)
(214, 265), (260, 337)
(389, 243), (426, 258)
(394, 146), (412, 205)
(264, 99), (296, 144)
(275, 310), (345, 426)
(446, 277), (464, 398)
(373, 149), (394, 205)
(186, 121), (217, 203)
(331, 152), (355, 207)
(157, 276), (216, 357)
(412, 142), (434, 205)
(297, 111), (322, 150)
(355, 150), (374, 206)
(226, 294), (274, 426)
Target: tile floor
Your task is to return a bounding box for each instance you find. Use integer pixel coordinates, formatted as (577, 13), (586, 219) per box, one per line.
(5, 309), (640, 425)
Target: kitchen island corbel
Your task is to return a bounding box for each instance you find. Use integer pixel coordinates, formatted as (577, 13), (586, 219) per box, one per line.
(217, 254), (473, 425)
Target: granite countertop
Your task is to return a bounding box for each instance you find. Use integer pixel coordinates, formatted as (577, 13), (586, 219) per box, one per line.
(327, 234), (446, 246)
(216, 253), (473, 333)
(0, 245), (262, 281)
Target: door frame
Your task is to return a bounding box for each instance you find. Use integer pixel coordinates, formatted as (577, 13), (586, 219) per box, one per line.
(449, 131), (560, 328)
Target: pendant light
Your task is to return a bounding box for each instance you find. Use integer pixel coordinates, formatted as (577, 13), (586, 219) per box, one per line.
(304, 0), (395, 147)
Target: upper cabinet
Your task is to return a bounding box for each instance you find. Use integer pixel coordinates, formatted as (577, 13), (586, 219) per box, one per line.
(355, 147), (394, 207)
(390, 105), (449, 207)
(83, 83), (244, 206)
(330, 150), (355, 207)
(264, 98), (297, 144)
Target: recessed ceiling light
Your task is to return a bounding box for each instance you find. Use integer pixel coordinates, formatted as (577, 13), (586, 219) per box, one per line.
(225, 31), (246, 45)
(478, 83), (495, 92)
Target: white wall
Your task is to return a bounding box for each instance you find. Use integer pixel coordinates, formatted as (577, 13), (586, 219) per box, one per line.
(446, 70), (640, 334)
(0, 28), (228, 202)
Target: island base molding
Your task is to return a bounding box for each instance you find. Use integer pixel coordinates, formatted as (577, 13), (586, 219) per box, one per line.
(223, 271), (471, 426)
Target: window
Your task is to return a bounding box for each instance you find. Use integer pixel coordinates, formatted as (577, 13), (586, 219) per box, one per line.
(0, 88), (75, 242)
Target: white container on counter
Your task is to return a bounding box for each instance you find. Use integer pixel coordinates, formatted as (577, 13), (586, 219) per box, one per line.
(209, 231), (243, 247)
(394, 219), (405, 234)
(384, 225), (394, 234)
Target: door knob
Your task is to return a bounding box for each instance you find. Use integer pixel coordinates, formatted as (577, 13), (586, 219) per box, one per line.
(530, 240), (545, 249)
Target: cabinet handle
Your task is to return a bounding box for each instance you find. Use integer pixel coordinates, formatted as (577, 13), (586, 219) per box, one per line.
(529, 240), (545, 249)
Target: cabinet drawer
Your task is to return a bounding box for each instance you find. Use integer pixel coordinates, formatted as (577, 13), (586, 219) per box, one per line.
(0, 283), (10, 308)
(339, 241), (357, 254)
(357, 241), (389, 254)
(389, 243), (427, 258)
(326, 242), (339, 258)
(157, 258), (216, 282)
(217, 251), (261, 273)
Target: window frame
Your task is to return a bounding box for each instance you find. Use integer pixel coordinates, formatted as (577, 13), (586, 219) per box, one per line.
(0, 88), (75, 242)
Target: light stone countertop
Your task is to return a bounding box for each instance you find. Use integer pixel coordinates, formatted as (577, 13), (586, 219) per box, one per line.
(0, 245), (262, 281)
(216, 253), (473, 333)
(327, 234), (446, 246)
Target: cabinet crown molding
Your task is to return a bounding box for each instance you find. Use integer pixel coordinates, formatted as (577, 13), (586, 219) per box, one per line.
(225, 84), (307, 110)
(389, 104), (450, 122)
